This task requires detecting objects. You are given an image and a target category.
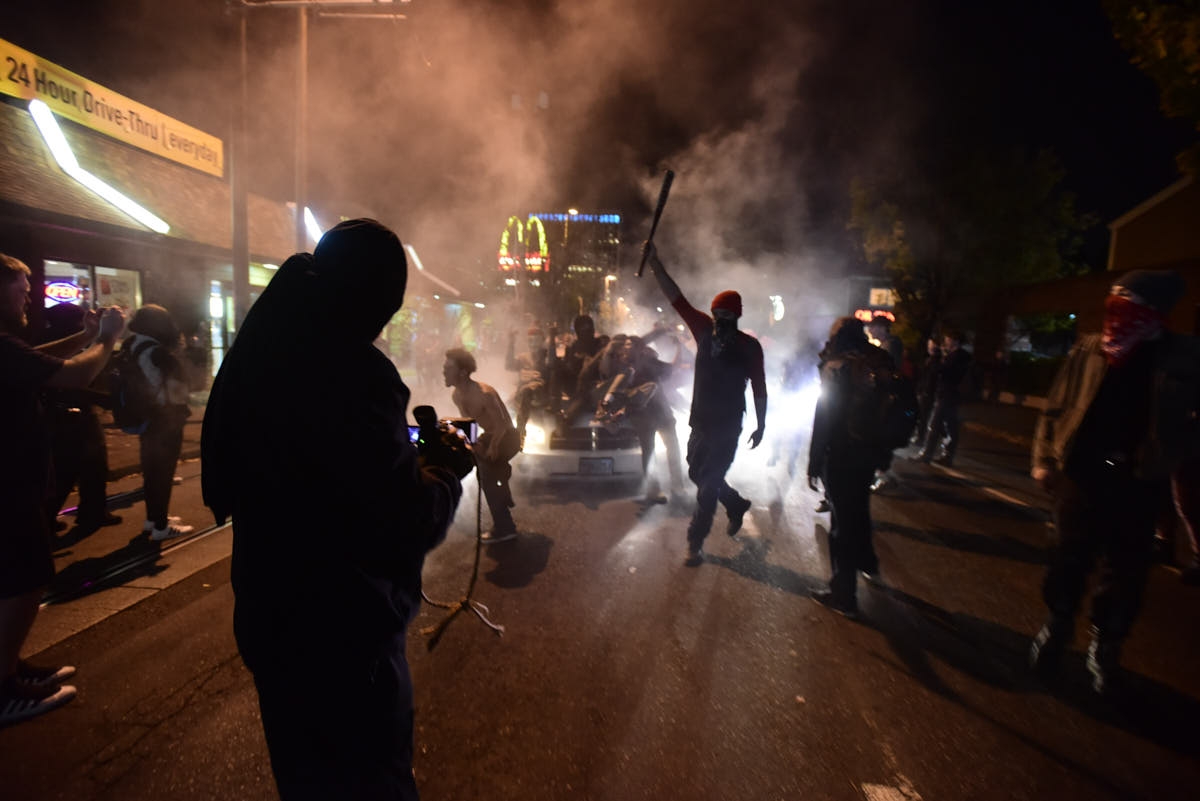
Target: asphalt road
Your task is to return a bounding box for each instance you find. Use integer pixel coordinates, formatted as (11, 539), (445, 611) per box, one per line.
(2, 421), (1199, 801)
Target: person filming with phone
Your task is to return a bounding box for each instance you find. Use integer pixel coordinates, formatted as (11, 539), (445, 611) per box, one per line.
(202, 219), (465, 800)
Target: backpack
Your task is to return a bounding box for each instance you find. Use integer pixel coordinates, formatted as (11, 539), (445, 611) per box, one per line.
(108, 339), (158, 434)
(842, 350), (919, 453)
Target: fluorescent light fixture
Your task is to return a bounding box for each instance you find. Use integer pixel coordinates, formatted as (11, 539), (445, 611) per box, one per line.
(304, 207), (323, 243)
(474, 302), (485, 309)
(262, 263), (280, 271)
(29, 100), (170, 234)
(403, 244), (461, 295)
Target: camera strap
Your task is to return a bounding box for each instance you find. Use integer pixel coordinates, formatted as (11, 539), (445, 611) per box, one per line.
(420, 457), (506, 650)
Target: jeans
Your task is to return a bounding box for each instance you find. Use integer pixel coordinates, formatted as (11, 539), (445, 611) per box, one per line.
(1043, 469), (1164, 642)
(253, 641), (419, 801)
(823, 449), (878, 602)
(139, 411), (185, 529)
(685, 425), (744, 548)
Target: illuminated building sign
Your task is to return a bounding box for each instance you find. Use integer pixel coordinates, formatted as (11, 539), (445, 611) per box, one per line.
(498, 216), (523, 271)
(868, 287), (898, 307)
(497, 214), (551, 273)
(529, 212), (621, 224)
(45, 281), (81, 304)
(854, 309), (896, 323)
(0, 36), (224, 177)
(524, 216), (547, 272)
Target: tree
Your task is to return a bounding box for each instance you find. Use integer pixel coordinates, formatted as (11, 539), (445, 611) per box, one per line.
(1106, 0), (1200, 174)
(848, 148), (1094, 344)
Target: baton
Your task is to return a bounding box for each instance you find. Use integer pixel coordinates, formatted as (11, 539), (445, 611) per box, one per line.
(637, 169), (674, 278)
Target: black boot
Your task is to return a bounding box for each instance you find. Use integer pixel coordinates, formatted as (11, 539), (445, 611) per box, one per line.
(1086, 627), (1121, 696)
(1029, 616), (1073, 679)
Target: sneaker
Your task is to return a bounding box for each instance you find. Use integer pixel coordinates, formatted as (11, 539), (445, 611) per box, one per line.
(0, 679), (77, 728)
(811, 589), (859, 620)
(143, 515), (183, 534)
(684, 545), (704, 567)
(814, 499), (830, 514)
(1086, 629), (1121, 696)
(480, 529), (517, 544)
(1029, 619), (1072, 680)
(149, 522), (194, 542)
(15, 660), (76, 693)
(869, 474), (894, 494)
(726, 497), (752, 537)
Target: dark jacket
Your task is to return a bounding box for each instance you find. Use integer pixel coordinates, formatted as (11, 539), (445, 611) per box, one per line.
(809, 342), (894, 476)
(202, 253), (462, 671)
(1033, 332), (1200, 481)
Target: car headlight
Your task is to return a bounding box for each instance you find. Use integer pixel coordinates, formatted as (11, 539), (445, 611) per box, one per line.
(524, 422), (547, 448)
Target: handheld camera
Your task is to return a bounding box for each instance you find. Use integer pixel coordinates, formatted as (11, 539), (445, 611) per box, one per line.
(409, 405), (476, 479)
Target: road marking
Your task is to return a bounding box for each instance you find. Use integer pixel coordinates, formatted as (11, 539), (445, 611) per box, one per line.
(862, 782), (923, 801)
(931, 463), (1034, 509)
(980, 485), (1033, 508)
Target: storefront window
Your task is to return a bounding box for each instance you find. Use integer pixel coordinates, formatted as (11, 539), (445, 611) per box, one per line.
(43, 260), (142, 312)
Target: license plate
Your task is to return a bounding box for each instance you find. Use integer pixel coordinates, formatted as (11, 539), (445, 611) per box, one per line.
(579, 457), (614, 475)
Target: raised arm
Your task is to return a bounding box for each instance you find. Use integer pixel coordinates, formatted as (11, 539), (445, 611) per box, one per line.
(644, 242), (682, 305)
(45, 307), (125, 389)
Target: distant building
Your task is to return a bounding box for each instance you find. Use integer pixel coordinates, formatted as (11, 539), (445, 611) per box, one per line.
(493, 211), (622, 325)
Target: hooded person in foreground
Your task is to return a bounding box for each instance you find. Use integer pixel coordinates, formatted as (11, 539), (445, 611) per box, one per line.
(201, 219), (464, 800)
(1029, 269), (1200, 696)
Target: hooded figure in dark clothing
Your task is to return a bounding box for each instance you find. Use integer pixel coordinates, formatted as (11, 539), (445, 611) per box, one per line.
(201, 219), (463, 801)
(1029, 269), (1200, 695)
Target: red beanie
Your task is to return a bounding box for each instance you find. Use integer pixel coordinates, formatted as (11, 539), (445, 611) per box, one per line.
(711, 290), (742, 318)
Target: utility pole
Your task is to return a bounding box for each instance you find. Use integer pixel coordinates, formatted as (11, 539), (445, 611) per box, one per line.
(233, 0), (410, 300)
(230, 2), (250, 335)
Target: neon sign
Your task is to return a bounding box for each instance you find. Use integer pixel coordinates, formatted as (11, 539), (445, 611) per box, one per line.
(497, 214), (552, 273)
(854, 309), (896, 323)
(498, 216), (524, 271)
(45, 281), (81, 304)
(524, 216), (548, 272)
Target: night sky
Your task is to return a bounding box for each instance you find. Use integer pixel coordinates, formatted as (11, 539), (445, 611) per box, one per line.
(1, 0), (1193, 279)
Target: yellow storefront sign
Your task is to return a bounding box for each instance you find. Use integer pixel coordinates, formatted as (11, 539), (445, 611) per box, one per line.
(1, 37), (224, 178)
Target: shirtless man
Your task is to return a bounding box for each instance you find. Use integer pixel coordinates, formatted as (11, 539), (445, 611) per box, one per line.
(444, 347), (520, 543)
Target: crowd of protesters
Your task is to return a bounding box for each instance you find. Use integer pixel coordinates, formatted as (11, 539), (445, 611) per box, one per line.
(6, 215), (1200, 801)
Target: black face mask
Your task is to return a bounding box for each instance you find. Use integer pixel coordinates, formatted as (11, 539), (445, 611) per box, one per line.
(712, 318), (737, 355)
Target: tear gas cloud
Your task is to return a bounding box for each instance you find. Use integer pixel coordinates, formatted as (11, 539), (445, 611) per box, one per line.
(7, 0), (918, 359)
(275, 0), (911, 356)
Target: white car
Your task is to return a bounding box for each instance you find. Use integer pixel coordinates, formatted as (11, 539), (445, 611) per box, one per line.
(511, 410), (643, 482)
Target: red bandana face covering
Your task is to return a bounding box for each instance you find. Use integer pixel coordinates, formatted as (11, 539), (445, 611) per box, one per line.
(1101, 294), (1164, 366)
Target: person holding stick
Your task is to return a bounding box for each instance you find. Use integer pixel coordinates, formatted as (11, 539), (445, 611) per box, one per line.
(643, 242), (767, 565)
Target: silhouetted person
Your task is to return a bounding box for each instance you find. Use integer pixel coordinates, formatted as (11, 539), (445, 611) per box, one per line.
(444, 347), (520, 543)
(39, 302), (119, 533)
(1029, 270), (1200, 695)
(807, 317), (890, 618)
(913, 338), (942, 445)
(125, 304), (193, 541)
(645, 243), (767, 565)
(915, 329), (970, 466)
(202, 220), (464, 800)
(1, 253), (125, 727)
(506, 324), (549, 447)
